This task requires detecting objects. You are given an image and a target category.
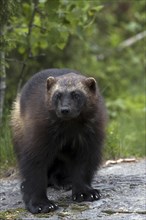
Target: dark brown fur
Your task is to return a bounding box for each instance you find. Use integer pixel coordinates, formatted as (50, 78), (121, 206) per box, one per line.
(11, 68), (106, 214)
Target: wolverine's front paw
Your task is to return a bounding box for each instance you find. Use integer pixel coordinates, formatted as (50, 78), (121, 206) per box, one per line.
(72, 188), (101, 202)
(26, 199), (58, 214)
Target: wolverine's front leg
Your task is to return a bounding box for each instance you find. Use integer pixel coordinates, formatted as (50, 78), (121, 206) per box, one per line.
(70, 150), (101, 202)
(19, 154), (58, 214)
(71, 169), (101, 202)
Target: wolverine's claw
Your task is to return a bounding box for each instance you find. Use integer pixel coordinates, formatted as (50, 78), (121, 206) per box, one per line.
(38, 207), (42, 212)
(73, 195), (77, 201)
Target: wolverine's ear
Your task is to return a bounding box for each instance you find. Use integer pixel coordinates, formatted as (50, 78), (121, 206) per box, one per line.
(85, 77), (97, 92)
(47, 77), (56, 90)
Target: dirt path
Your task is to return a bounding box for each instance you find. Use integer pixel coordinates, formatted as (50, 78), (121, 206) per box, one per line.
(0, 159), (146, 220)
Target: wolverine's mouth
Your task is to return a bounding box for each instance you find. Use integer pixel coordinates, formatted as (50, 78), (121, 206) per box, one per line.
(56, 110), (80, 120)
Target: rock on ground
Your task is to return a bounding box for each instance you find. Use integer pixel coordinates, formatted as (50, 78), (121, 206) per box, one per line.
(0, 159), (146, 220)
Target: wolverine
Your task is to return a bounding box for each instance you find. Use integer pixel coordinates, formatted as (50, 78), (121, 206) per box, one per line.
(11, 68), (106, 214)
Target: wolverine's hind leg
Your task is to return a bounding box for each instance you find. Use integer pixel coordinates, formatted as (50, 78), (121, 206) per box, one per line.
(47, 158), (72, 190)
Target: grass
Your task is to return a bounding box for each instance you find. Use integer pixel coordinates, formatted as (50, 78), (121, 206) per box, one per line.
(0, 116), (16, 170)
(105, 95), (145, 159)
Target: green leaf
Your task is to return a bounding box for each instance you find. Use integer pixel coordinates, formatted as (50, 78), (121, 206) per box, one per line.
(56, 42), (66, 50)
(91, 5), (104, 12)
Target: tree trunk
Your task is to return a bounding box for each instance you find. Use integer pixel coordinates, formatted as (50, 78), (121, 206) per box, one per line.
(0, 51), (6, 125)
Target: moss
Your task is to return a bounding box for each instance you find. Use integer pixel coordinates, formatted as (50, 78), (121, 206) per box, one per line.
(57, 197), (70, 208)
(70, 203), (89, 212)
(0, 208), (26, 220)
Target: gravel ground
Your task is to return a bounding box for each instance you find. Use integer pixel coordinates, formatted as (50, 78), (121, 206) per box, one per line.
(0, 159), (146, 220)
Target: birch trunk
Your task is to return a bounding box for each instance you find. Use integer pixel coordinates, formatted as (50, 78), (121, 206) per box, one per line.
(0, 39), (6, 125)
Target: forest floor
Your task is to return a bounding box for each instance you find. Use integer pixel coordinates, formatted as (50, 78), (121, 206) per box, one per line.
(0, 159), (146, 220)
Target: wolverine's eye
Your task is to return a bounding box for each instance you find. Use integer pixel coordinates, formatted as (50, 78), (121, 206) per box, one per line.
(56, 92), (62, 99)
(71, 91), (80, 100)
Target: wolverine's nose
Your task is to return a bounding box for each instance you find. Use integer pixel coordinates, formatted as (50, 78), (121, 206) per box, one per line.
(61, 107), (70, 115)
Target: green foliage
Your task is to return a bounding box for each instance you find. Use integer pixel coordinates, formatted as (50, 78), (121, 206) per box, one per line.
(0, 0), (19, 52)
(0, 0), (19, 25)
(6, 0), (102, 55)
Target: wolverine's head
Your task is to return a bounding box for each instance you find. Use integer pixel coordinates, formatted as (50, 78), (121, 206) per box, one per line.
(46, 73), (98, 120)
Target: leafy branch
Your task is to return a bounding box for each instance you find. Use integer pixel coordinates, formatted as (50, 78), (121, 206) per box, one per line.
(17, 0), (39, 92)
(97, 31), (146, 60)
